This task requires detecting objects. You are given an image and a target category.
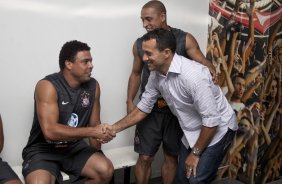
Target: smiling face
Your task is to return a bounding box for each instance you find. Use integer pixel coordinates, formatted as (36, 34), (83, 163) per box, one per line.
(66, 50), (93, 83)
(141, 7), (166, 32)
(142, 38), (170, 74)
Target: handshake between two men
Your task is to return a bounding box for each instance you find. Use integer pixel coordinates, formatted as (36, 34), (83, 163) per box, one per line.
(95, 124), (117, 144)
(94, 108), (148, 144)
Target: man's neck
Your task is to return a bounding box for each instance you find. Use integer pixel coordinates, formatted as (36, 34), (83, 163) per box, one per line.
(161, 24), (171, 31)
(159, 55), (174, 76)
(62, 71), (80, 89)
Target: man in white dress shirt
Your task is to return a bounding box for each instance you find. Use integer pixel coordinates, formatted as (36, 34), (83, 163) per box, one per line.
(109, 28), (238, 184)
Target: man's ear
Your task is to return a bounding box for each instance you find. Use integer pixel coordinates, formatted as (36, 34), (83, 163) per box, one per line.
(164, 48), (172, 58)
(160, 12), (166, 23)
(65, 60), (72, 70)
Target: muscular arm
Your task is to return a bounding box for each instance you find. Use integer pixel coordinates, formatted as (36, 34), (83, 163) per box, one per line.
(127, 42), (144, 114)
(185, 33), (216, 80)
(0, 114), (4, 153)
(88, 81), (102, 149)
(36, 80), (111, 142)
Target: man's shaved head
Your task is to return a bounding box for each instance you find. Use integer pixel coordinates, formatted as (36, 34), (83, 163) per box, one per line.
(142, 0), (166, 15)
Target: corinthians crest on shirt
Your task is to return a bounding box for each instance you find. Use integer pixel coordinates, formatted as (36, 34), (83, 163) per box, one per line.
(80, 91), (90, 108)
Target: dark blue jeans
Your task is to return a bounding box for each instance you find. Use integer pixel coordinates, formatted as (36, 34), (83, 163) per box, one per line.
(177, 129), (235, 184)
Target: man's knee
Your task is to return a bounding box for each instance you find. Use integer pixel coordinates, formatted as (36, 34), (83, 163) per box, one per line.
(5, 179), (23, 184)
(100, 160), (114, 180)
(94, 159), (114, 181)
(163, 152), (178, 163)
(82, 154), (114, 182)
(25, 170), (56, 184)
(137, 155), (154, 167)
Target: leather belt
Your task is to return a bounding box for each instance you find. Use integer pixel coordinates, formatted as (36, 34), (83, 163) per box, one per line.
(156, 98), (168, 108)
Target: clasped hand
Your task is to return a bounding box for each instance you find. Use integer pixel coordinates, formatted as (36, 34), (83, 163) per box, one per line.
(96, 124), (116, 144)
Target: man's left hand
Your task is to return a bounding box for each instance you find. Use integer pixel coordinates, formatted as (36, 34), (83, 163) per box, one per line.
(185, 153), (200, 179)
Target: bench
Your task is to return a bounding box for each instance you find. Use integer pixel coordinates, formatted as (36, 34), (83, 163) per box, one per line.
(12, 145), (138, 184)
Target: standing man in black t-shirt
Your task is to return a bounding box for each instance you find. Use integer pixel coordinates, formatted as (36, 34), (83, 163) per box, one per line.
(126, 1), (216, 183)
(22, 40), (115, 184)
(0, 114), (22, 184)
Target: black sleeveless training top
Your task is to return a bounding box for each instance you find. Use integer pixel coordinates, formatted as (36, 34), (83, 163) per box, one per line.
(22, 72), (96, 157)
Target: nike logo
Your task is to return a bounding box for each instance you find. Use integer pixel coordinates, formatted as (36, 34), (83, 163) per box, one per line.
(62, 101), (69, 105)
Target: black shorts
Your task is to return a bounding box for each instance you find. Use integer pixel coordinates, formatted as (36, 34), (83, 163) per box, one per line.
(22, 140), (98, 183)
(134, 110), (183, 156)
(0, 158), (20, 183)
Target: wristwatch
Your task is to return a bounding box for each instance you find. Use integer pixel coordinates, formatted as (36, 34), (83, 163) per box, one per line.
(192, 147), (202, 156)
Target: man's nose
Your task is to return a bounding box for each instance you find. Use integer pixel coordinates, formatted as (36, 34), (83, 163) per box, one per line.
(143, 20), (148, 28)
(143, 55), (148, 62)
(89, 62), (93, 68)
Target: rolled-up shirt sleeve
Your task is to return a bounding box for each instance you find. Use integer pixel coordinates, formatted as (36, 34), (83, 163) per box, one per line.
(137, 72), (160, 113)
(190, 68), (221, 127)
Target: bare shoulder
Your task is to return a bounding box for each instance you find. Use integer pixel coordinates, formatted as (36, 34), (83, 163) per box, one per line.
(94, 79), (101, 97)
(95, 80), (100, 91)
(132, 41), (139, 57)
(185, 32), (199, 47)
(131, 40), (143, 72)
(35, 80), (57, 102)
(36, 79), (55, 92)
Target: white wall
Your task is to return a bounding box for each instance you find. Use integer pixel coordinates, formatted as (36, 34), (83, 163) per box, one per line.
(0, 0), (209, 177)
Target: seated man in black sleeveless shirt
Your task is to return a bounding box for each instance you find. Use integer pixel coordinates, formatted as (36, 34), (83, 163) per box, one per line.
(22, 40), (115, 184)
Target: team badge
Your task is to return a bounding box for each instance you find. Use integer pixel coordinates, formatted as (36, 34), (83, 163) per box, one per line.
(80, 91), (90, 108)
(134, 130), (140, 145)
(134, 136), (140, 145)
(67, 113), (78, 127)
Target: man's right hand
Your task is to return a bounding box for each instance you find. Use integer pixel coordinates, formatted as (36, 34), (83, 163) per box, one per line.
(95, 124), (116, 143)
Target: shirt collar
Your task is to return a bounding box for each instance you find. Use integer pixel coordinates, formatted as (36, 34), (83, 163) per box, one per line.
(167, 53), (182, 74)
(156, 53), (182, 77)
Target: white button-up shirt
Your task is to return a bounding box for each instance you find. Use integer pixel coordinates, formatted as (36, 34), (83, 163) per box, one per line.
(137, 54), (238, 149)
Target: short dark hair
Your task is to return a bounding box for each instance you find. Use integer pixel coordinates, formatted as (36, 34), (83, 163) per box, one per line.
(143, 0), (166, 15)
(59, 40), (90, 70)
(142, 28), (176, 53)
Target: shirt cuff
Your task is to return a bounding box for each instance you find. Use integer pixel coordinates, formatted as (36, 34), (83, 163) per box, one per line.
(137, 101), (152, 114)
(202, 116), (221, 127)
